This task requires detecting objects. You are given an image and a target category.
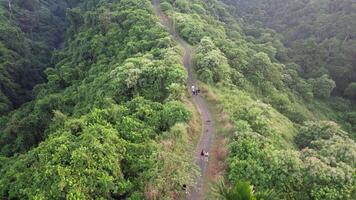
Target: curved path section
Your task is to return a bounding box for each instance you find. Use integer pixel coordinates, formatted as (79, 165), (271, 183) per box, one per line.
(152, 1), (216, 199)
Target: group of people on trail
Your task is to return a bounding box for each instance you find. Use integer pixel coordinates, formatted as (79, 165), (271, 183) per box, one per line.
(201, 149), (209, 161)
(191, 85), (200, 96)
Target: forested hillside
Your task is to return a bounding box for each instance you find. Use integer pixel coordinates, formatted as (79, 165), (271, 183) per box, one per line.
(0, 0), (355, 199)
(0, 0), (69, 114)
(158, 0), (355, 199)
(224, 0), (356, 98)
(223, 0), (356, 135)
(0, 0), (196, 199)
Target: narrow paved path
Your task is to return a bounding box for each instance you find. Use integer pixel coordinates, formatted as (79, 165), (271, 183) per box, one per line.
(152, 1), (216, 199)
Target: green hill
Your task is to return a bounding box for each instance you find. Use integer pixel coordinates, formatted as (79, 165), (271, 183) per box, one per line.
(0, 0), (355, 199)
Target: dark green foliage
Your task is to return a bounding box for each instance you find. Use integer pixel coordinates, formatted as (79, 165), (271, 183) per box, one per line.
(0, 113), (129, 199)
(228, 121), (356, 200)
(215, 181), (256, 200)
(1, 102), (190, 199)
(160, 2), (173, 11)
(214, 180), (280, 200)
(224, 0), (356, 99)
(175, 13), (205, 44)
(175, 0), (190, 13)
(247, 52), (282, 86)
(162, 1), (356, 199)
(0, 0), (190, 156)
(0, 0), (68, 112)
(0, 0), (195, 198)
(1, 0), (355, 199)
(195, 37), (230, 84)
(344, 82), (356, 100)
(310, 75), (336, 99)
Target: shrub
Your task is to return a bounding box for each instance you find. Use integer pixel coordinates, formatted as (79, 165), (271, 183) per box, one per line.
(295, 121), (345, 149)
(344, 82), (356, 101)
(160, 2), (173, 11)
(175, 0), (190, 12)
(195, 37), (231, 84)
(192, 4), (206, 15)
(310, 75), (336, 99)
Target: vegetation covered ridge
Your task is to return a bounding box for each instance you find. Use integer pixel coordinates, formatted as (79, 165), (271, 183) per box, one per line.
(0, 0), (355, 199)
(158, 0), (356, 199)
(0, 0), (198, 199)
(153, 0), (219, 199)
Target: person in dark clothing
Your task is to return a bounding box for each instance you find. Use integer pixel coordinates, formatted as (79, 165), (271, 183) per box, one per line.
(195, 87), (200, 95)
(201, 149), (205, 156)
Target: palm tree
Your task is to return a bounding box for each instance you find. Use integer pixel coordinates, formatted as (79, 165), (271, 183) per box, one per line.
(213, 180), (280, 200)
(255, 189), (280, 200)
(214, 180), (256, 200)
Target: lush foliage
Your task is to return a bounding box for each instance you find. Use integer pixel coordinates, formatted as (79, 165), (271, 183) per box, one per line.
(1, 0), (355, 199)
(224, 93), (356, 200)
(215, 181), (256, 200)
(194, 37), (230, 84)
(0, 0), (68, 114)
(224, 0), (356, 99)
(214, 180), (280, 200)
(0, 0), (197, 199)
(161, 0), (356, 199)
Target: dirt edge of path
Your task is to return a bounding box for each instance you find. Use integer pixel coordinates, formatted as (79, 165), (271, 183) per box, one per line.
(152, 1), (218, 199)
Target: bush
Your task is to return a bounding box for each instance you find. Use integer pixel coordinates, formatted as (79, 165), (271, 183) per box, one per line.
(344, 82), (356, 101)
(192, 4), (206, 15)
(160, 2), (173, 11)
(310, 75), (336, 99)
(296, 79), (313, 101)
(238, 105), (269, 135)
(329, 97), (351, 112)
(198, 68), (214, 84)
(195, 37), (231, 84)
(175, 13), (205, 44)
(175, 0), (190, 12)
(268, 93), (292, 114)
(161, 101), (191, 131)
(295, 121), (345, 149)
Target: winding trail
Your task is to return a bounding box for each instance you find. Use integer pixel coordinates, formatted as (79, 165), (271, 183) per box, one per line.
(152, 1), (216, 199)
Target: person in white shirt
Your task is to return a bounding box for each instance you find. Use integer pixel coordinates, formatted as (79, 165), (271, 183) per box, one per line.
(191, 85), (195, 95)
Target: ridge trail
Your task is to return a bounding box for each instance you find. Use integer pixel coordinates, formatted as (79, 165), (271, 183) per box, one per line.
(152, 1), (216, 199)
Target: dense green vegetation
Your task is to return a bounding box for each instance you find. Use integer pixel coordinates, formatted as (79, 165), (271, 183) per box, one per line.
(160, 0), (355, 199)
(0, 0), (197, 199)
(223, 0), (356, 134)
(0, 0), (355, 199)
(224, 0), (356, 98)
(214, 180), (279, 200)
(0, 0), (69, 114)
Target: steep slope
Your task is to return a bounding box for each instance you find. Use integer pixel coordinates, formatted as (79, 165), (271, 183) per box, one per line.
(157, 0), (356, 199)
(224, 0), (356, 135)
(0, 1), (197, 199)
(0, 0), (355, 199)
(224, 0), (356, 98)
(0, 0), (68, 114)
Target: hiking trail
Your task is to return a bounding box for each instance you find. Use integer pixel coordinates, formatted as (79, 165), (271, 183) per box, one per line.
(152, 0), (216, 199)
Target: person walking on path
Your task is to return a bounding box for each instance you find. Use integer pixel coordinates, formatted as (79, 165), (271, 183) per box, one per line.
(200, 149), (205, 161)
(201, 149), (205, 156)
(204, 151), (209, 162)
(191, 85), (196, 95)
(196, 87), (200, 95)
